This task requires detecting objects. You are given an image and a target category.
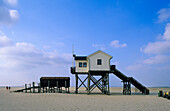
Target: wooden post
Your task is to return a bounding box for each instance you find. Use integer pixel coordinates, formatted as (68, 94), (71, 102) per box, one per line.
(59, 87), (62, 93)
(53, 87), (55, 93)
(102, 75), (104, 94)
(65, 80), (67, 93)
(48, 80), (50, 93)
(25, 84), (27, 93)
(32, 82), (35, 93)
(75, 74), (78, 94)
(43, 87), (44, 93)
(107, 73), (110, 95)
(38, 83), (41, 93)
(46, 87), (47, 93)
(87, 73), (90, 94)
(56, 81), (59, 93)
(29, 84), (31, 93)
(68, 87), (70, 93)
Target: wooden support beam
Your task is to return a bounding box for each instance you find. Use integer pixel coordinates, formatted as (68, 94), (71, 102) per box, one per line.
(87, 73), (91, 94)
(48, 80), (50, 93)
(78, 76), (88, 90)
(65, 80), (67, 93)
(38, 83), (41, 93)
(90, 76), (103, 92)
(75, 74), (78, 94)
(29, 84), (31, 93)
(56, 81), (59, 93)
(32, 82), (35, 93)
(46, 87), (47, 93)
(42, 87), (44, 93)
(68, 87), (70, 93)
(90, 77), (102, 91)
(25, 84), (27, 93)
(107, 73), (110, 95)
(123, 81), (131, 95)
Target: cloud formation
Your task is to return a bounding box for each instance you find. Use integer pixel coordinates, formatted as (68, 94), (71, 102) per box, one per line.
(143, 55), (170, 64)
(141, 23), (170, 55)
(128, 18), (170, 70)
(110, 40), (127, 48)
(141, 41), (170, 54)
(163, 23), (170, 40)
(157, 8), (170, 22)
(0, 0), (19, 25)
(3, 0), (18, 6)
(0, 35), (13, 47)
(0, 32), (72, 86)
(0, 33), (72, 70)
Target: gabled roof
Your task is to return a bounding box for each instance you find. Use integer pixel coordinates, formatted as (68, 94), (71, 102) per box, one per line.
(75, 56), (87, 60)
(88, 50), (112, 59)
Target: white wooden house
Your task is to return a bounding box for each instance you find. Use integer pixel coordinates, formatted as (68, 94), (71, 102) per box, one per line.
(73, 50), (112, 74)
(71, 50), (149, 95)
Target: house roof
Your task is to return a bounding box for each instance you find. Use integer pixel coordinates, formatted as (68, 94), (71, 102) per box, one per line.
(88, 50), (112, 59)
(75, 56), (87, 60)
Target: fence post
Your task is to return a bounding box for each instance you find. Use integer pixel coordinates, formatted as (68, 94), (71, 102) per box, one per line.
(38, 83), (41, 93)
(48, 80), (50, 93)
(25, 84), (27, 93)
(57, 81), (59, 93)
(29, 84), (31, 93)
(33, 82), (35, 93)
(65, 80), (67, 93)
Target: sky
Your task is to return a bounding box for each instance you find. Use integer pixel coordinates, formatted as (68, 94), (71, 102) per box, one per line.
(0, 0), (170, 87)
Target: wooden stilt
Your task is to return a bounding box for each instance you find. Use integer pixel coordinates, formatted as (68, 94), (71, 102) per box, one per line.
(75, 74), (78, 94)
(107, 73), (110, 95)
(123, 81), (131, 95)
(102, 75), (104, 94)
(32, 82), (35, 93)
(38, 83), (41, 93)
(43, 87), (44, 93)
(25, 84), (27, 93)
(46, 87), (47, 93)
(57, 81), (59, 93)
(29, 84), (31, 93)
(48, 80), (50, 93)
(68, 87), (70, 93)
(65, 80), (67, 93)
(88, 73), (90, 94)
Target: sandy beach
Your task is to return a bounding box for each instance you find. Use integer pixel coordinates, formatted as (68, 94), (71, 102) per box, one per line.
(0, 87), (170, 111)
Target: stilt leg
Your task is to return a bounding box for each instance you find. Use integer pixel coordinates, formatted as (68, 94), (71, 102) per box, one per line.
(88, 73), (90, 94)
(75, 74), (78, 94)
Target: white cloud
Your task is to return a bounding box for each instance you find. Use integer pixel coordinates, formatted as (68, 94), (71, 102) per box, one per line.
(141, 41), (170, 54)
(0, 35), (13, 47)
(92, 44), (105, 50)
(141, 23), (170, 54)
(3, 0), (18, 6)
(0, 0), (19, 25)
(0, 34), (71, 70)
(143, 55), (170, 64)
(157, 8), (170, 23)
(163, 23), (170, 40)
(9, 10), (19, 20)
(110, 40), (127, 48)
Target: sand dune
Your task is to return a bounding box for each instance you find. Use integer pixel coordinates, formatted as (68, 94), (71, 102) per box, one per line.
(0, 87), (170, 111)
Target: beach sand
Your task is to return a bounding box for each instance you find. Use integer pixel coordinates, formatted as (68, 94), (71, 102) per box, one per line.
(0, 87), (170, 111)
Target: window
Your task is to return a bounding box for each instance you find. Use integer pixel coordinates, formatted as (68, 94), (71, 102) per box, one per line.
(83, 62), (87, 67)
(79, 62), (82, 67)
(97, 59), (102, 65)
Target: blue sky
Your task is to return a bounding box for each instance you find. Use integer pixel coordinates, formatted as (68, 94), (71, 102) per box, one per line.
(0, 0), (170, 87)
